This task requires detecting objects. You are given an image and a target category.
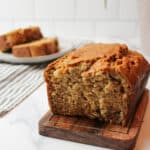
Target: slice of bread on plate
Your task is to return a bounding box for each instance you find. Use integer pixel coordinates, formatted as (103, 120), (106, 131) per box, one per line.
(0, 26), (43, 52)
(12, 38), (59, 57)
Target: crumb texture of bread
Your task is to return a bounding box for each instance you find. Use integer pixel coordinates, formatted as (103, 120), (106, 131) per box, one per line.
(12, 38), (59, 57)
(44, 43), (150, 126)
(0, 26), (43, 51)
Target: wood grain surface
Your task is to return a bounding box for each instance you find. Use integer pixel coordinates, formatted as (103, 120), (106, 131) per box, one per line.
(39, 89), (149, 150)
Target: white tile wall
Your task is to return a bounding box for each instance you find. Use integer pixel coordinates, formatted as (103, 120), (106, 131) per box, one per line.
(0, 0), (138, 39)
(96, 21), (138, 38)
(0, 22), (14, 34)
(35, 0), (75, 19)
(120, 0), (138, 20)
(0, 0), (34, 19)
(55, 21), (94, 38)
(76, 0), (119, 19)
(0, 0), (11, 19)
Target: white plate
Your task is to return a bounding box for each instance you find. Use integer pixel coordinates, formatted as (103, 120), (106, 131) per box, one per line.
(0, 38), (89, 64)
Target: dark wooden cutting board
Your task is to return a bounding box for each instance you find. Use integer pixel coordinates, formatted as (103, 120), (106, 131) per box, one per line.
(39, 89), (149, 150)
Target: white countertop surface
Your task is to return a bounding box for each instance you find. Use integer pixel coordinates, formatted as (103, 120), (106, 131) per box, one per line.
(0, 80), (149, 150)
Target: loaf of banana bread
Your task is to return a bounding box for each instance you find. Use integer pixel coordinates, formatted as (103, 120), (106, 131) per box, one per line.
(0, 26), (43, 51)
(44, 43), (150, 126)
(13, 38), (59, 57)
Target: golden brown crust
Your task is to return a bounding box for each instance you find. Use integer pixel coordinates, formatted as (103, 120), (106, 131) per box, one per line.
(12, 38), (59, 57)
(68, 43), (128, 65)
(0, 26), (43, 51)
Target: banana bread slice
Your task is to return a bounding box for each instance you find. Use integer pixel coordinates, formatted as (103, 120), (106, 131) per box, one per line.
(44, 43), (150, 126)
(12, 38), (59, 57)
(0, 26), (43, 52)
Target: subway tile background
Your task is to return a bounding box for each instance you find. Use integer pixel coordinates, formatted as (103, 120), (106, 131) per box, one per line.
(0, 0), (138, 39)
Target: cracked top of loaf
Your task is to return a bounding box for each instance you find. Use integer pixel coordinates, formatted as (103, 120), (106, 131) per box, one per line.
(45, 43), (150, 90)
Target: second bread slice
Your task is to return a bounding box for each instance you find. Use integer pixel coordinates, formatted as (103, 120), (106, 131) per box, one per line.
(12, 38), (59, 57)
